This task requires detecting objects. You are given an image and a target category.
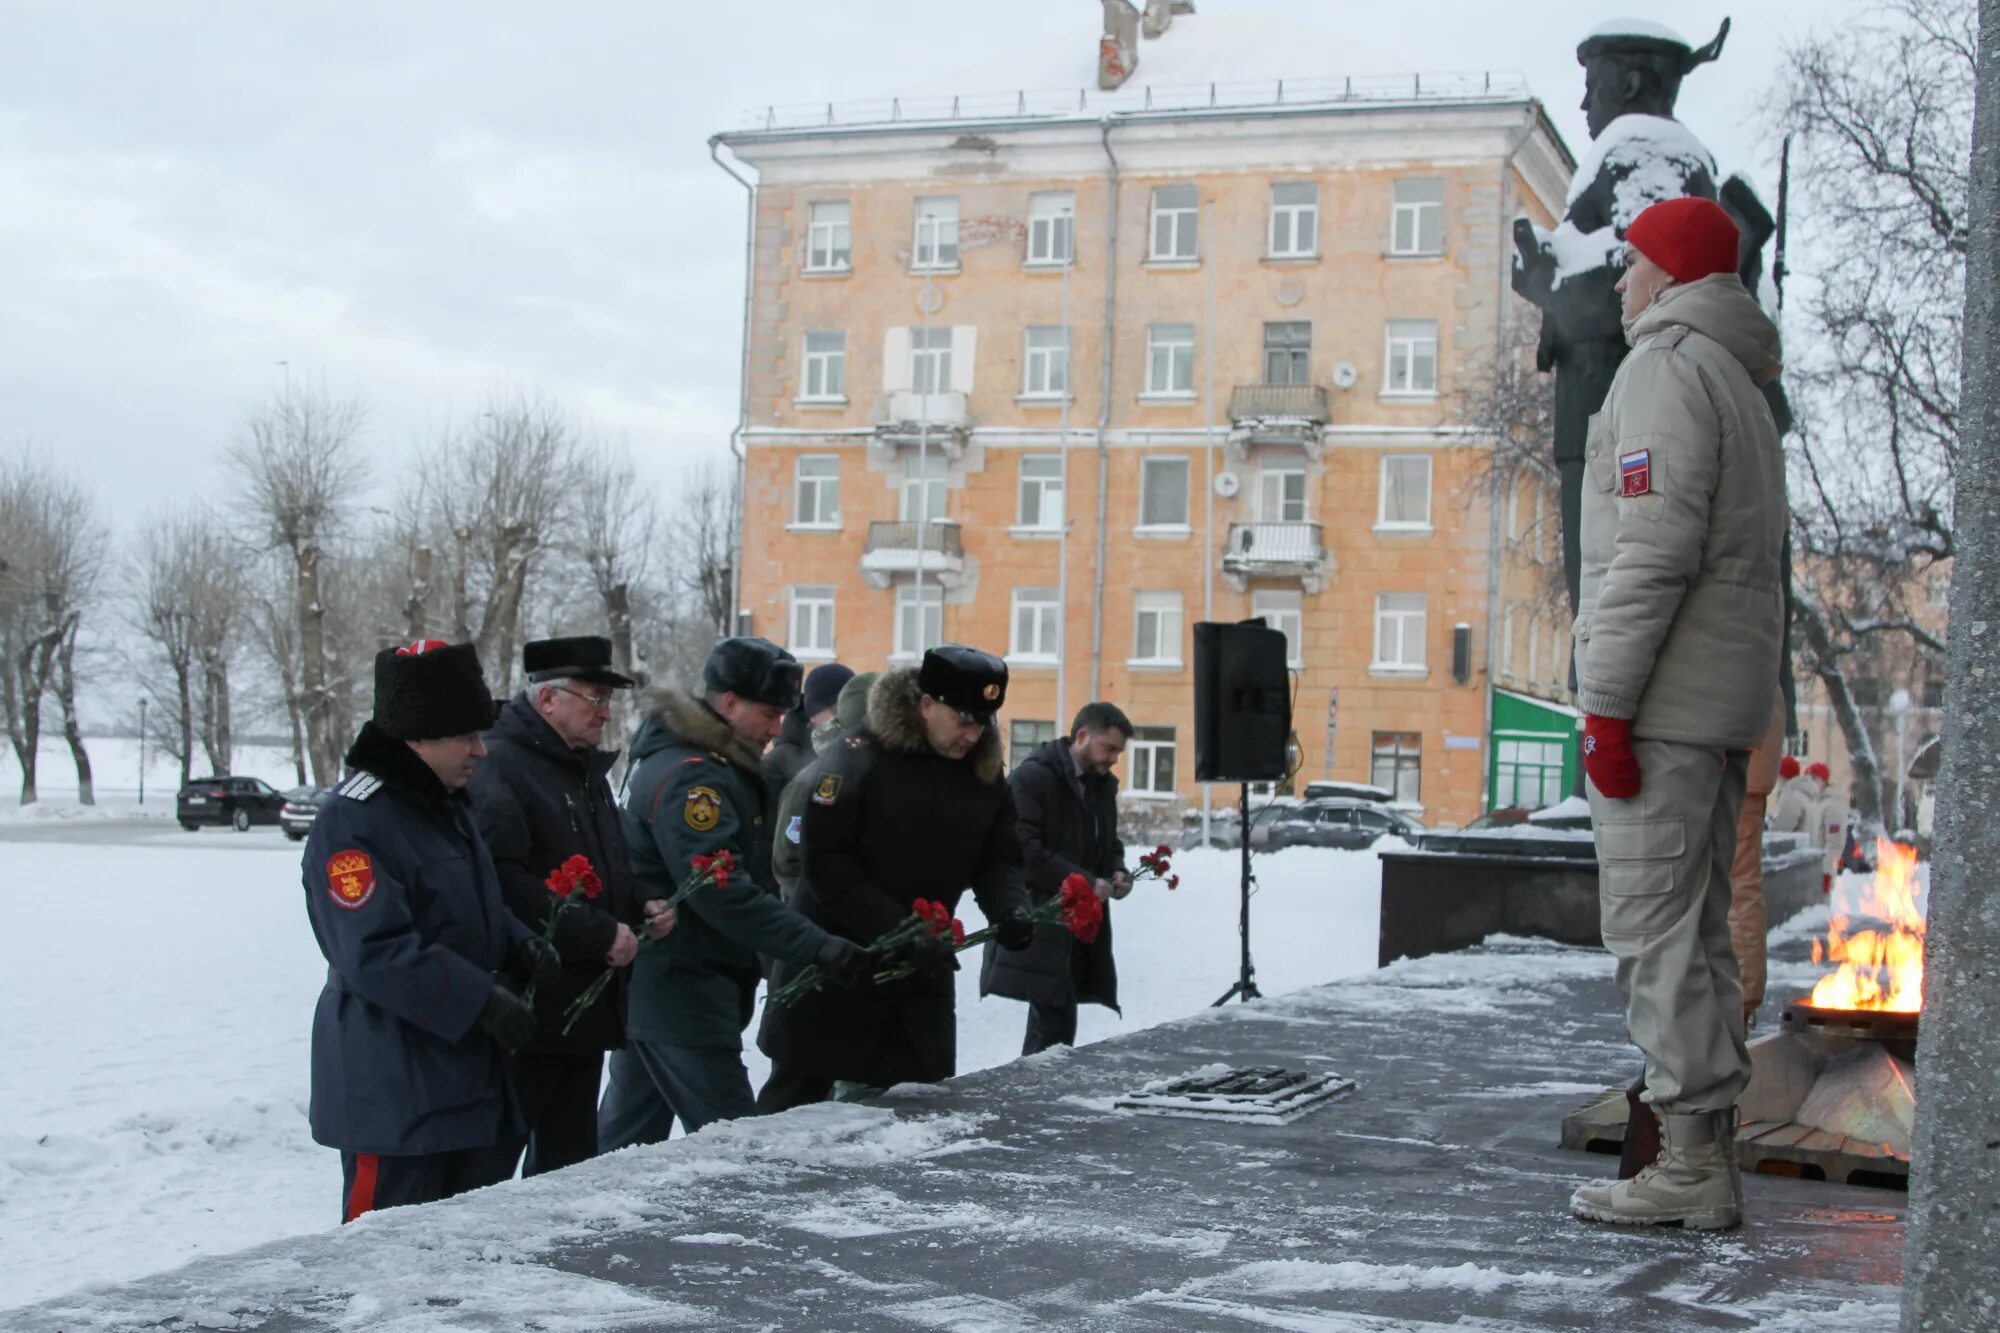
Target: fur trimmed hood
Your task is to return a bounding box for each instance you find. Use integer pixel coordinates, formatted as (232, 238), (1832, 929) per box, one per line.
(631, 684), (764, 775)
(866, 667), (1004, 784)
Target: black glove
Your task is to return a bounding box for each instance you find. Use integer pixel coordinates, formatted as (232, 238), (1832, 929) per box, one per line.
(814, 937), (870, 988)
(996, 911), (1035, 952)
(896, 930), (955, 974)
(477, 984), (537, 1053)
(510, 936), (562, 991)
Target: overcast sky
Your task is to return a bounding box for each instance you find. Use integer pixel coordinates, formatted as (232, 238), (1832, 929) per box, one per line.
(3, 0), (1863, 531)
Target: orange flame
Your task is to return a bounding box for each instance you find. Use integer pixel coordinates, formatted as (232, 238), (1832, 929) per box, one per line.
(1810, 839), (1925, 1012)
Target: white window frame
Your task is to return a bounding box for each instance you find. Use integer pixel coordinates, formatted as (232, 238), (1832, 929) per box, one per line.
(1495, 734), (1566, 810)
(788, 586), (835, 660)
(1144, 323), (1197, 397)
(1131, 590), (1184, 667)
(799, 331), (846, 403)
(1383, 320), (1439, 396)
(1027, 191), (1075, 267)
(792, 455), (841, 529)
(912, 196), (960, 271)
(1258, 464), (1307, 523)
(1149, 184), (1199, 262)
(900, 453), (948, 524)
(1009, 588), (1062, 663)
(805, 200), (852, 273)
(910, 325), (953, 394)
(893, 582), (944, 660)
(1127, 725), (1178, 797)
(1391, 178), (1445, 256)
(1268, 181), (1319, 258)
(1252, 590), (1304, 668)
(1016, 454), (1064, 530)
(1376, 454), (1434, 530)
(1370, 730), (1423, 804)
(1262, 320), (1312, 386)
(1372, 593), (1428, 673)
(1138, 456), (1191, 530)
(1021, 326), (1070, 399)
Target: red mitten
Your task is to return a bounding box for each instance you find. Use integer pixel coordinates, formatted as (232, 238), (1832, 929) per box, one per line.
(1583, 714), (1642, 798)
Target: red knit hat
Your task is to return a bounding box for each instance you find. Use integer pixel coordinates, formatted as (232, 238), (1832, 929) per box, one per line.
(1778, 755), (1801, 780)
(1806, 761), (1832, 783)
(1626, 196), (1741, 284)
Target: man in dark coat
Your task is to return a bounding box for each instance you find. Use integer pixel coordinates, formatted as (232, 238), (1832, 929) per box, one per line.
(771, 671), (877, 901)
(761, 661), (855, 797)
(759, 646), (1036, 1110)
(597, 638), (868, 1147)
(981, 701), (1134, 1054)
(468, 635), (677, 1178)
(304, 639), (557, 1223)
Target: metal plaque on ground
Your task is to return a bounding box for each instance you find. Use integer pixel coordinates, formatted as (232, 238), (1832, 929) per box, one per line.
(1115, 1065), (1355, 1124)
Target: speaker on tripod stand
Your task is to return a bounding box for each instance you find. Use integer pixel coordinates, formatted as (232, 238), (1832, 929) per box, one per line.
(1192, 620), (1293, 1006)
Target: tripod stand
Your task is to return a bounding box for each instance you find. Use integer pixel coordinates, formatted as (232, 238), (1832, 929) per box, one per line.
(1211, 782), (1261, 1006)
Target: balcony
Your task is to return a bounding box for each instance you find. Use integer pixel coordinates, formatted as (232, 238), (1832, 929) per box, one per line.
(873, 390), (969, 461)
(1220, 521), (1331, 593)
(860, 520), (967, 590)
(1227, 383), (1330, 460)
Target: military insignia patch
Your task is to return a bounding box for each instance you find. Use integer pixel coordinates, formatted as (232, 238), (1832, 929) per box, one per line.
(684, 786), (722, 832)
(786, 815), (803, 845)
(812, 773), (842, 806)
(327, 849), (376, 910)
(1619, 449), (1652, 498)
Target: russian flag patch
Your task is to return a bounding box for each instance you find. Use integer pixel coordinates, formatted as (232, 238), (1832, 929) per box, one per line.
(1619, 449), (1652, 498)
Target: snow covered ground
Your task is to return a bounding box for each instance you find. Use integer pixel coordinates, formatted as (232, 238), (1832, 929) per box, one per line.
(0, 834), (1380, 1311)
(0, 736), (303, 820)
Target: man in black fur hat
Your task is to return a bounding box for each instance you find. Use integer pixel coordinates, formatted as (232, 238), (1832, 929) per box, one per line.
(303, 638), (559, 1222)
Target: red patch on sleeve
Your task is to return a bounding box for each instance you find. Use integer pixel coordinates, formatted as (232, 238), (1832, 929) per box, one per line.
(1619, 449), (1652, 498)
(327, 849), (376, 909)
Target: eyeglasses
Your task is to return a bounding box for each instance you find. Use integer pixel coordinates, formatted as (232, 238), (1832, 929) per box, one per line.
(551, 685), (616, 712)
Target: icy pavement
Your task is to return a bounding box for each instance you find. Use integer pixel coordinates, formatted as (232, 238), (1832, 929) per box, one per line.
(5, 935), (1902, 1332)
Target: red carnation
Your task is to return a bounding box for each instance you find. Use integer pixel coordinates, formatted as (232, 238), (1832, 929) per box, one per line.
(1168, 874), (1180, 890)
(951, 920), (966, 947)
(691, 850), (735, 889)
(1058, 873), (1105, 944)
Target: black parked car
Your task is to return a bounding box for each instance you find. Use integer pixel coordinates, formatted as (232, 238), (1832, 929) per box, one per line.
(177, 776), (288, 832)
(1264, 798), (1425, 852)
(280, 787), (331, 841)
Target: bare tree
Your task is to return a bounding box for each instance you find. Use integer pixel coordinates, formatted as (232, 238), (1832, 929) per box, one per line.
(129, 508), (245, 784)
(229, 389), (368, 787)
(575, 442), (659, 682)
(669, 457), (738, 644)
(1457, 314), (1566, 607)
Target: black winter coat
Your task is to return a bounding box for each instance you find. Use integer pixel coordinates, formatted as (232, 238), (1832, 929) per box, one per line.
(761, 708), (815, 798)
(304, 721), (535, 1155)
(758, 668), (1032, 1088)
(467, 694), (640, 1054)
(980, 737), (1124, 1011)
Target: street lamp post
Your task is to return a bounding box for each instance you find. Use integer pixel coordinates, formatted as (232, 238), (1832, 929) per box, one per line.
(137, 696), (148, 805)
(1887, 687), (1912, 835)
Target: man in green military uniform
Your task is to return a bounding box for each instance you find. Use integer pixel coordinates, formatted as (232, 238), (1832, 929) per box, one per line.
(597, 638), (867, 1147)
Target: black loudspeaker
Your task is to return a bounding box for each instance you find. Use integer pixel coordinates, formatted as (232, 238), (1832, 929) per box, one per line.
(1193, 620), (1292, 782)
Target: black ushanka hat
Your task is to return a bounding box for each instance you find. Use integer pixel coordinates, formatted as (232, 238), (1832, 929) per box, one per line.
(372, 639), (498, 740)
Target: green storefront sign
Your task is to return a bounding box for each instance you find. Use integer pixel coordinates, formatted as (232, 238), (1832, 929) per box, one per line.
(1488, 687), (1580, 812)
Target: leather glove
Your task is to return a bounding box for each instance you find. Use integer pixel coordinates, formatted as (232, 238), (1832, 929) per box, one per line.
(897, 930), (955, 974)
(1582, 714), (1641, 799)
(477, 984), (537, 1053)
(510, 936), (562, 991)
(996, 910), (1035, 952)
(815, 937), (870, 988)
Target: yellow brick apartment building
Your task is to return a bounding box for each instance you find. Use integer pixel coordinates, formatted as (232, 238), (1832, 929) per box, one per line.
(713, 74), (1572, 828)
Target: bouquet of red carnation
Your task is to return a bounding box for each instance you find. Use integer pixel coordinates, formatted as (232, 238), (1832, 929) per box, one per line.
(767, 896), (964, 1007)
(557, 849), (734, 1036)
(1135, 844), (1180, 891)
(524, 855), (602, 1006)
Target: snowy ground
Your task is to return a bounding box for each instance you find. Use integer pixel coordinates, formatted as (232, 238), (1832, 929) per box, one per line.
(0, 832), (1381, 1312)
(0, 736), (303, 821)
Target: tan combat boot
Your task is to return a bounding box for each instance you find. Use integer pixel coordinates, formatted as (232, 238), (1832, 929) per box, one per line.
(1570, 1108), (1742, 1230)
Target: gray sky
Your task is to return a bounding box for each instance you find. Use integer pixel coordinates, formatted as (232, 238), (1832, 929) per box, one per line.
(2, 1), (1860, 530)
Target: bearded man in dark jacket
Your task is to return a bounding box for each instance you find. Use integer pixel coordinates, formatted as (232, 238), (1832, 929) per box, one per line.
(758, 646), (1035, 1108)
(981, 701), (1133, 1054)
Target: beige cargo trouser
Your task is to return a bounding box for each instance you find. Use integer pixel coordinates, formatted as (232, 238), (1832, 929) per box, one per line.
(1727, 792), (1769, 1015)
(1589, 739), (1753, 1114)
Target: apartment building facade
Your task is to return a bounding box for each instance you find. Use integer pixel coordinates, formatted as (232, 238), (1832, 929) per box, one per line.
(714, 78), (1571, 828)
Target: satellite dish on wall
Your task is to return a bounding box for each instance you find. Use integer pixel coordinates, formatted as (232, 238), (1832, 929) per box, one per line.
(1214, 471), (1241, 498)
(916, 286), (945, 314)
(1331, 361), (1360, 389)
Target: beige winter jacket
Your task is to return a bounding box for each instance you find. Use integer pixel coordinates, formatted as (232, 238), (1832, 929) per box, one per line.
(1574, 273), (1788, 749)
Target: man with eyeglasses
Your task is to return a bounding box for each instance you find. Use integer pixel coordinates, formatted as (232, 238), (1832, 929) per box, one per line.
(469, 635), (673, 1178)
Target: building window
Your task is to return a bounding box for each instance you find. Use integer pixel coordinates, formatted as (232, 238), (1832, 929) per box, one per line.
(912, 196), (959, 270)
(1371, 731), (1422, 804)
(1378, 454), (1433, 528)
(1132, 590), (1184, 665)
(806, 201), (851, 272)
(1139, 456), (1190, 528)
(1384, 320), (1438, 395)
(1145, 323), (1196, 396)
(793, 455), (840, 527)
(1268, 181), (1318, 258)
(1010, 719), (1056, 769)
(1017, 454), (1064, 529)
(1495, 735), (1566, 810)
(1010, 588), (1062, 662)
(1027, 191), (1075, 265)
(1373, 593), (1427, 671)
(801, 331), (846, 401)
(900, 453), (948, 523)
(1499, 608), (1517, 681)
(1150, 184), (1198, 261)
(1252, 589), (1303, 667)
(894, 583), (943, 658)
(1258, 465), (1307, 522)
(1022, 326), (1070, 397)
(1128, 725), (1178, 795)
(789, 586), (835, 659)
(1526, 612), (1543, 685)
(910, 326), (953, 394)
(1262, 320), (1311, 386)
(1391, 179), (1445, 255)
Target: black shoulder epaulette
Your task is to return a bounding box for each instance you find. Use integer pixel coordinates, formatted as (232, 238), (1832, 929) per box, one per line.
(336, 771), (383, 802)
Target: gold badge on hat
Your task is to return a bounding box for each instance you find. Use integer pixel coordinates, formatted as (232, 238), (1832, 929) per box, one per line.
(982, 683), (1000, 701)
